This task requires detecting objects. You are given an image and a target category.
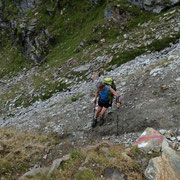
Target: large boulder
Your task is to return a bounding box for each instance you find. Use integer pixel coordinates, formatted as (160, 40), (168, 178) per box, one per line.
(135, 128), (164, 153)
(145, 140), (180, 180)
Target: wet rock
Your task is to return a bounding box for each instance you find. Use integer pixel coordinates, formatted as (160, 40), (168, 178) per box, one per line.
(104, 167), (125, 180)
(145, 140), (180, 180)
(135, 128), (164, 153)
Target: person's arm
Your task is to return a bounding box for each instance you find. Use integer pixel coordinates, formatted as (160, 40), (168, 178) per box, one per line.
(93, 90), (99, 105)
(110, 88), (121, 104)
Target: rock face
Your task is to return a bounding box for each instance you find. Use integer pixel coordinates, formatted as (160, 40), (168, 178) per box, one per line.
(127, 0), (180, 13)
(145, 140), (180, 180)
(0, 0), (51, 63)
(135, 128), (164, 153)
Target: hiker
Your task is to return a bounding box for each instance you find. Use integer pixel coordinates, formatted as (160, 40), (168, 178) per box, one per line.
(92, 81), (121, 128)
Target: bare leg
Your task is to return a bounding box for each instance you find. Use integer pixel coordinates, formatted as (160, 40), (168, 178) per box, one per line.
(100, 107), (108, 119)
(95, 106), (102, 119)
(92, 106), (102, 128)
(99, 107), (108, 126)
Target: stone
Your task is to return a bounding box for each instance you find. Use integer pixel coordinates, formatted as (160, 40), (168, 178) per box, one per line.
(170, 137), (176, 141)
(175, 77), (180, 82)
(177, 136), (180, 141)
(43, 154), (48, 159)
(106, 56), (113, 64)
(100, 38), (106, 44)
(101, 147), (110, 155)
(73, 64), (91, 73)
(0, 117), (3, 125)
(104, 167), (125, 180)
(159, 129), (166, 135)
(92, 72), (99, 81)
(105, 6), (113, 20)
(145, 140), (180, 180)
(78, 167), (88, 171)
(48, 154), (70, 175)
(121, 152), (132, 161)
(135, 128), (164, 153)
(165, 130), (175, 137)
(20, 168), (48, 180)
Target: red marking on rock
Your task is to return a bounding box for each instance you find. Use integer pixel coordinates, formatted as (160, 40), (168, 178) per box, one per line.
(136, 133), (164, 144)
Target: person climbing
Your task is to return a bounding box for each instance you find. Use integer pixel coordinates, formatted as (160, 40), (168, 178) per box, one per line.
(92, 81), (121, 128)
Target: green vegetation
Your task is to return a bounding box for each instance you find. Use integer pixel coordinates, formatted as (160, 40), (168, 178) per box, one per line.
(0, 128), (56, 179)
(0, 0), (179, 111)
(71, 94), (85, 102)
(76, 169), (96, 180)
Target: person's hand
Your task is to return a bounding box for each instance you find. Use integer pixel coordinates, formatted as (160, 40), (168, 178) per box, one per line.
(117, 102), (120, 108)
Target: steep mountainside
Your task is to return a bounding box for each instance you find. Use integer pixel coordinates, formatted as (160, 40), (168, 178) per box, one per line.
(0, 0), (180, 179)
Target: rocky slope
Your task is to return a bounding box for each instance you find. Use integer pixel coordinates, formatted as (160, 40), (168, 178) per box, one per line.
(0, 40), (179, 142)
(0, 0), (180, 179)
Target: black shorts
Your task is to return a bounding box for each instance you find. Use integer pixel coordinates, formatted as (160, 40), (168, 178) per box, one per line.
(98, 99), (110, 108)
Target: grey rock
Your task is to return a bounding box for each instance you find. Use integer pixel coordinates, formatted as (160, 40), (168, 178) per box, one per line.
(177, 136), (180, 141)
(73, 64), (91, 72)
(104, 167), (125, 180)
(159, 129), (167, 135)
(101, 147), (110, 154)
(176, 77), (180, 82)
(105, 6), (113, 20)
(135, 128), (164, 153)
(20, 168), (48, 180)
(127, 0), (180, 13)
(48, 154), (70, 175)
(20, 0), (39, 12)
(145, 140), (180, 180)
(0, 117), (3, 125)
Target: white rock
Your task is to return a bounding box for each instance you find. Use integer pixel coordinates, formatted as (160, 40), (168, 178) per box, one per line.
(159, 129), (167, 135)
(175, 77), (180, 82)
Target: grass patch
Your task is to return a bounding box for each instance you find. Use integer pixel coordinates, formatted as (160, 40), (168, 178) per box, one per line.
(76, 169), (96, 180)
(0, 128), (56, 179)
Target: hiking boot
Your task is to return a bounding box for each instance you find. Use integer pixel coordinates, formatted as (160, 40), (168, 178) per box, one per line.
(91, 119), (97, 128)
(99, 118), (104, 126)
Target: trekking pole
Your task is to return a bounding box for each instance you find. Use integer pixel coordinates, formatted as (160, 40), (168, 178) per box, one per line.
(116, 107), (120, 136)
(93, 107), (95, 120)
